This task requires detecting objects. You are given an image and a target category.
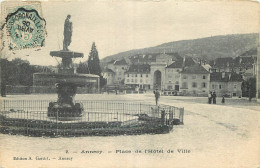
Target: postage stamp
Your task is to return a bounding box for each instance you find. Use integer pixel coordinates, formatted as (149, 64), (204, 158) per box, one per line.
(2, 2), (46, 50)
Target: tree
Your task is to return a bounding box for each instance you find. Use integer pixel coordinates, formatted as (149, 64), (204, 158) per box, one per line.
(87, 42), (101, 76)
(247, 77), (256, 101)
(76, 62), (89, 74)
(242, 77), (256, 101)
(87, 42), (106, 88)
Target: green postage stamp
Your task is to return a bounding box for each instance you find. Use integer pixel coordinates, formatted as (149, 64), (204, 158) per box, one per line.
(2, 1), (46, 50)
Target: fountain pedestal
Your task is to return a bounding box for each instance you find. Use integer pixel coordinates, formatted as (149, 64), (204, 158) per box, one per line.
(47, 83), (83, 119)
(47, 51), (85, 120)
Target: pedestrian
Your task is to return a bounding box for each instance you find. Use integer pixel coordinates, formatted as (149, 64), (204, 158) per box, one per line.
(221, 95), (225, 104)
(208, 91), (212, 104)
(212, 91), (217, 104)
(154, 89), (160, 106)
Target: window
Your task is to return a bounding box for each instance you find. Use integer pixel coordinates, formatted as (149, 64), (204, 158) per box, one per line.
(234, 85), (237, 89)
(203, 75), (206, 79)
(131, 74), (134, 77)
(131, 79), (134, 82)
(192, 82), (197, 88)
(202, 82), (206, 88)
(127, 74), (129, 77)
(168, 85), (173, 90)
(169, 81), (172, 83)
(219, 84), (222, 89)
(140, 74), (143, 77)
(135, 74), (137, 77)
(212, 84), (215, 89)
(192, 75), (196, 79)
(146, 74), (148, 77)
(140, 79), (143, 83)
(183, 75), (187, 79)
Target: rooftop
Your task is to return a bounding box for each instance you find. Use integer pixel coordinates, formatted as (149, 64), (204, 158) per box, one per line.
(129, 52), (182, 64)
(181, 64), (209, 74)
(166, 56), (196, 69)
(126, 64), (150, 73)
(210, 72), (243, 82)
(114, 59), (127, 65)
(103, 67), (115, 73)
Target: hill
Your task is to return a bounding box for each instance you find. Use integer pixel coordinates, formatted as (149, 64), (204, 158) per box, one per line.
(102, 33), (258, 63)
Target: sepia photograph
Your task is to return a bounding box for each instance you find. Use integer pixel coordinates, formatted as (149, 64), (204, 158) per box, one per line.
(0, 0), (259, 167)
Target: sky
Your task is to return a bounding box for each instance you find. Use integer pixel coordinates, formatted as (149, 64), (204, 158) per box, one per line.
(1, 0), (259, 66)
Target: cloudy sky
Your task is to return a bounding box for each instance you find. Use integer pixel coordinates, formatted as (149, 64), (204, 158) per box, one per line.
(1, 0), (259, 66)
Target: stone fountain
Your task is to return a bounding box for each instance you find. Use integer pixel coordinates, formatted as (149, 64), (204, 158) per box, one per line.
(47, 15), (98, 120)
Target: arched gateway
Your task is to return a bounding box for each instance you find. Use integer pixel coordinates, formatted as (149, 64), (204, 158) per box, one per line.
(154, 70), (162, 89)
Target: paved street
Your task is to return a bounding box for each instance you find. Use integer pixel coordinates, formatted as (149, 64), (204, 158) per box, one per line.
(0, 93), (259, 168)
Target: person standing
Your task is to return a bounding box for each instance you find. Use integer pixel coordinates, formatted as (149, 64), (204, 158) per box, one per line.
(221, 95), (225, 104)
(208, 91), (212, 104)
(212, 91), (217, 104)
(154, 89), (160, 106)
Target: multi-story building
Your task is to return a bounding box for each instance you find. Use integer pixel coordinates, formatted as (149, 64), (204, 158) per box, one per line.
(102, 52), (248, 97)
(124, 55), (200, 92)
(124, 64), (151, 89)
(149, 53), (188, 90)
(164, 60), (183, 91)
(180, 64), (210, 96)
(210, 49), (257, 77)
(105, 59), (128, 84)
(210, 72), (243, 97)
(102, 68), (115, 85)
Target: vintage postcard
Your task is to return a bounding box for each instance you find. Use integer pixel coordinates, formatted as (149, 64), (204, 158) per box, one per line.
(0, 0), (259, 168)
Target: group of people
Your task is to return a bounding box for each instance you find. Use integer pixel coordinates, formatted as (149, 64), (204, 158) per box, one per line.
(154, 88), (226, 106)
(208, 91), (226, 104)
(208, 91), (217, 104)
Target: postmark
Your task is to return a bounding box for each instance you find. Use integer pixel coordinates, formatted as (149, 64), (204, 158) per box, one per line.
(5, 5), (46, 50)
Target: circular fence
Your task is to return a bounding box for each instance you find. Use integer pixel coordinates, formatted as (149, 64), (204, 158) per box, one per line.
(0, 100), (184, 137)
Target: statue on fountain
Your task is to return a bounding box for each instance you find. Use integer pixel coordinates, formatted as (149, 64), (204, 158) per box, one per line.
(47, 14), (85, 120)
(63, 15), (72, 51)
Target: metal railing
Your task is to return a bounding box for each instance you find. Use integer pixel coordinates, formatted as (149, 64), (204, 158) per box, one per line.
(0, 100), (184, 136)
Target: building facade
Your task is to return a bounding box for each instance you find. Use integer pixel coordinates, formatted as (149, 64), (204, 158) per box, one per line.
(106, 59), (128, 84)
(124, 64), (151, 89)
(102, 52), (251, 97)
(210, 72), (243, 97)
(180, 64), (210, 96)
(102, 68), (115, 85)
